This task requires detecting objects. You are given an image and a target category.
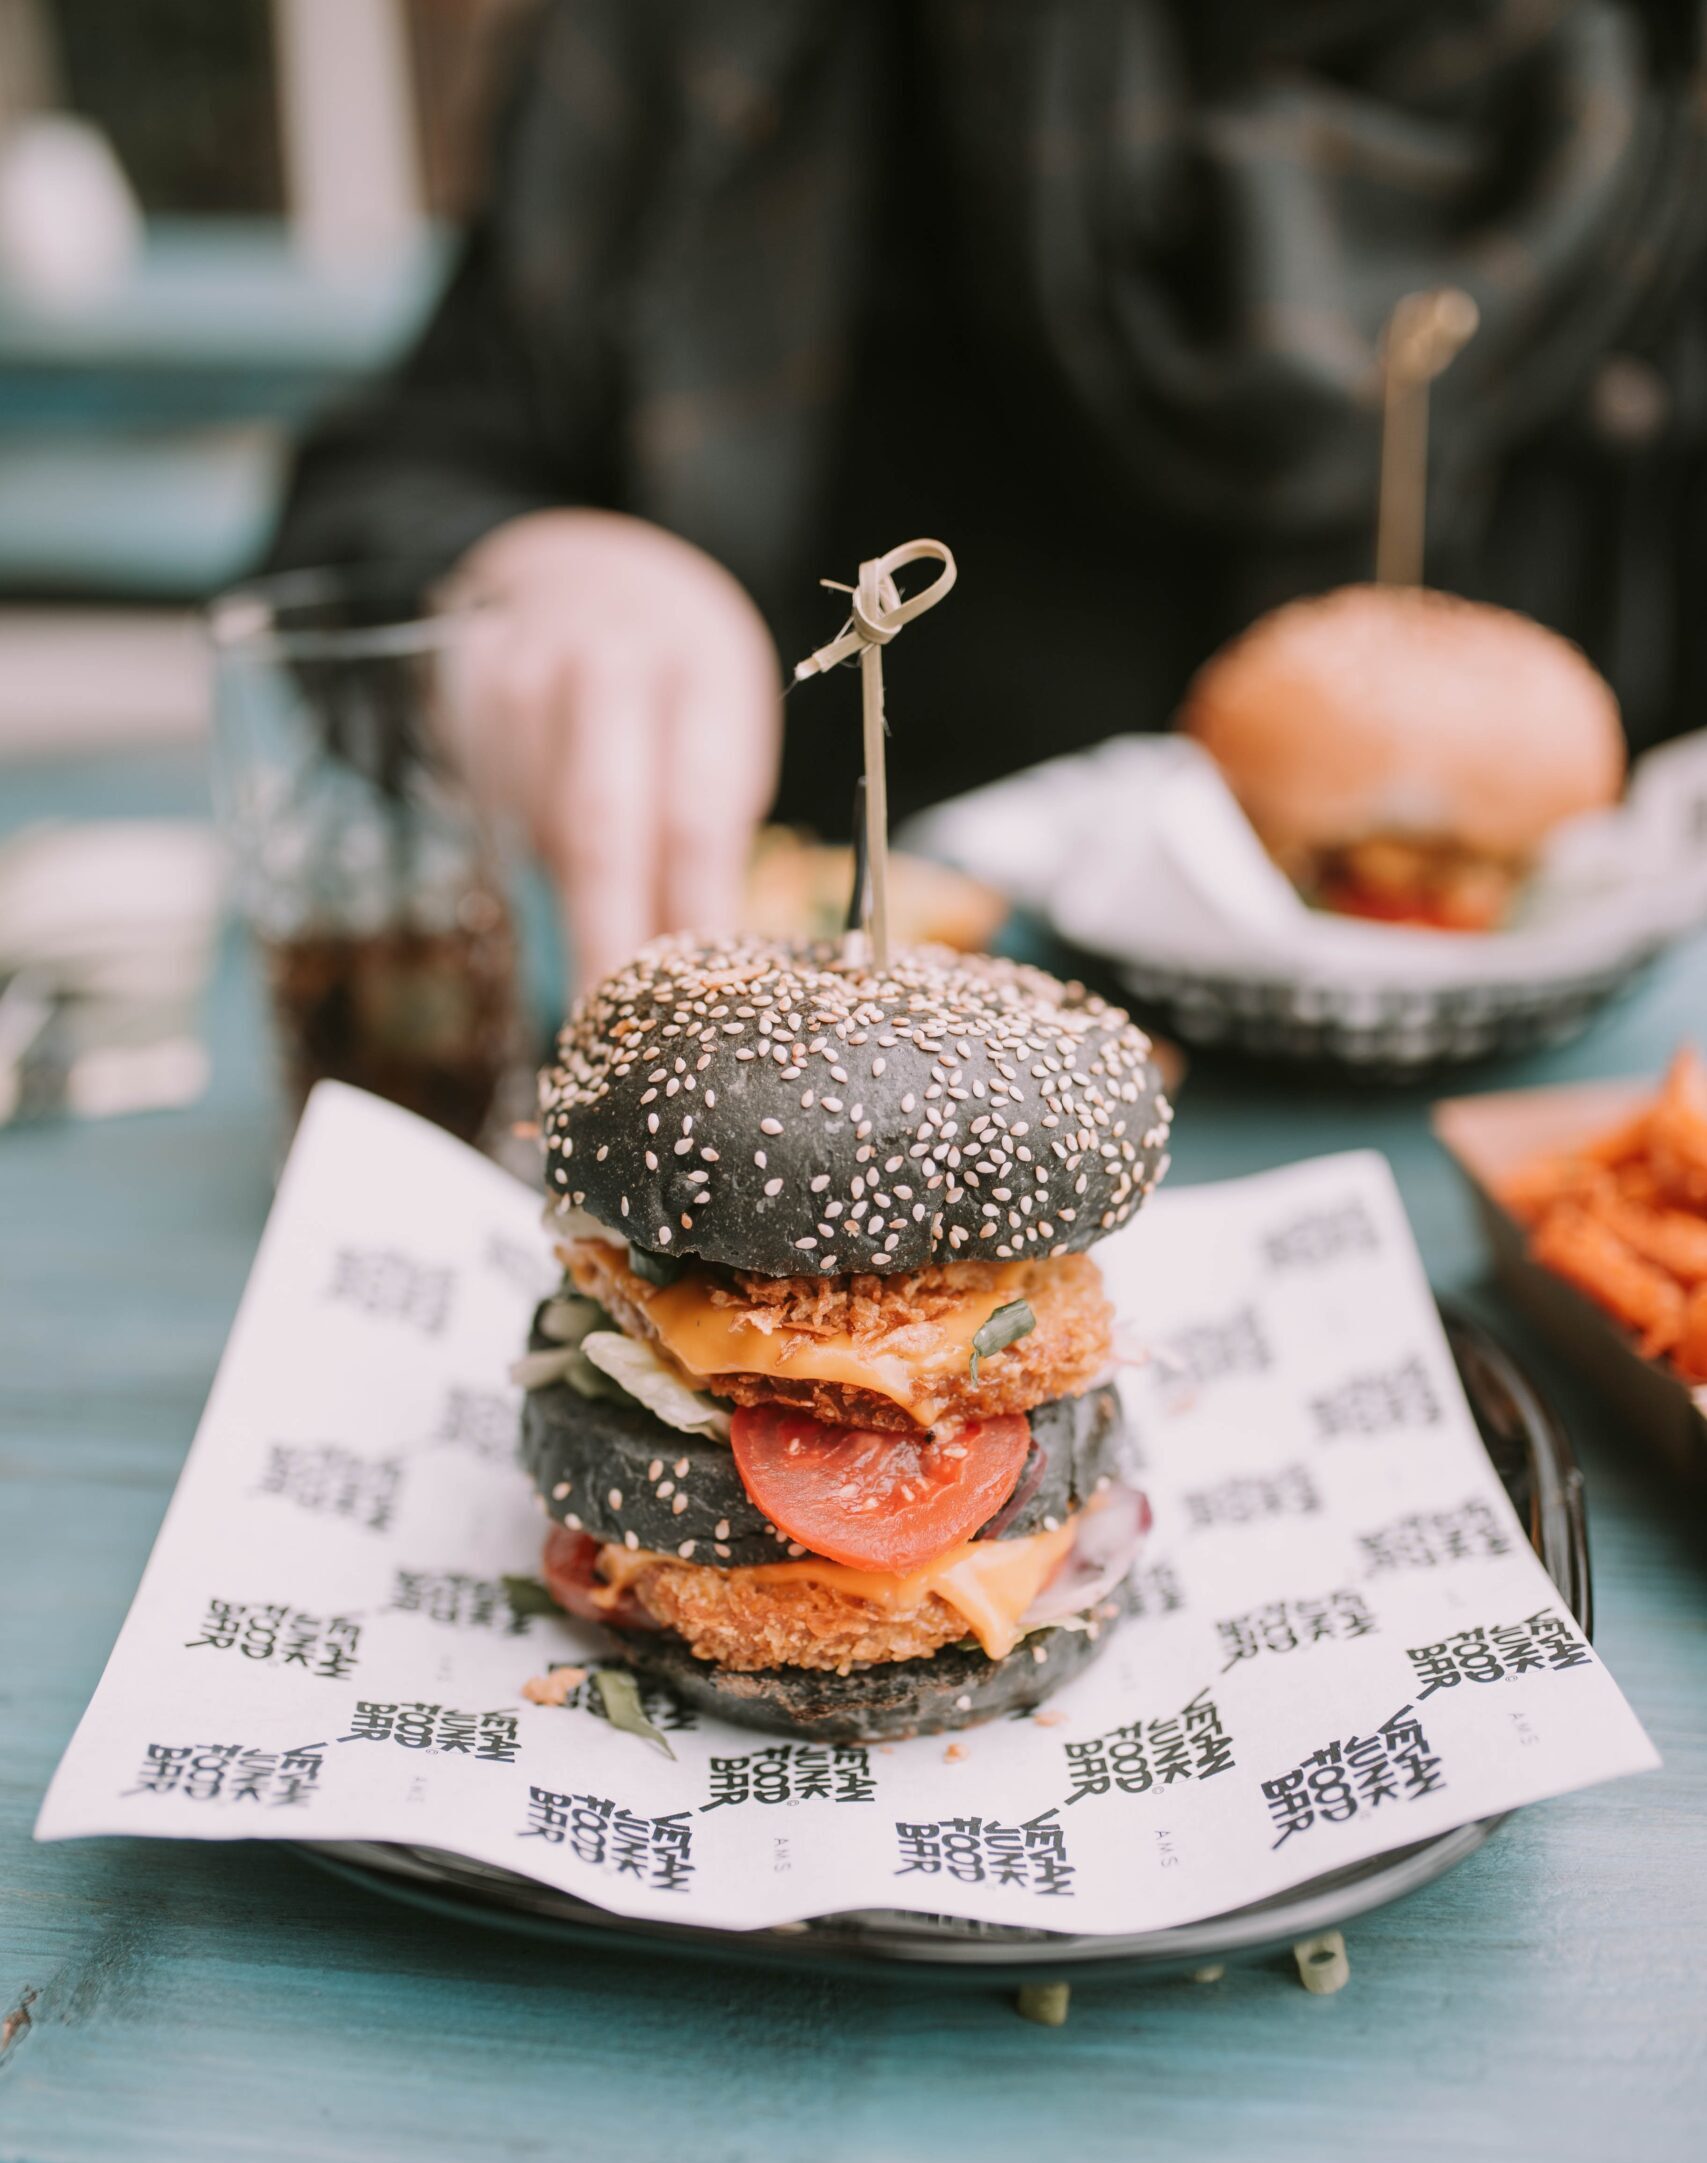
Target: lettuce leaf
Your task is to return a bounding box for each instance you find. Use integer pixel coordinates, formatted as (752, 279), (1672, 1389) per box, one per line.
(580, 1331), (731, 1441)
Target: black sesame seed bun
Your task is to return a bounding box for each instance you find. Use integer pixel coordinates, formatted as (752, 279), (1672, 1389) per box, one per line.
(520, 1330), (1132, 1566)
(541, 935), (1172, 1276)
(620, 1600), (1124, 1743)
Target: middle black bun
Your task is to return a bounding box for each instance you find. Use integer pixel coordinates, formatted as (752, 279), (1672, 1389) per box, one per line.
(521, 1351), (1131, 1567)
(540, 935), (1171, 1276)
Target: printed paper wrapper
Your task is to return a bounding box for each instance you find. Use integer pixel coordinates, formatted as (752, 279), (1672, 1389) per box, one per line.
(904, 732), (1707, 992)
(37, 1085), (1658, 1934)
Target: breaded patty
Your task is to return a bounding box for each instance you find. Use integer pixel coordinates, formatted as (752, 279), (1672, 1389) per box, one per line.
(602, 1546), (967, 1673)
(564, 1242), (1111, 1433)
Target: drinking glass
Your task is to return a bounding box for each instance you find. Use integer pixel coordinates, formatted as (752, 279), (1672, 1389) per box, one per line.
(207, 565), (525, 1149)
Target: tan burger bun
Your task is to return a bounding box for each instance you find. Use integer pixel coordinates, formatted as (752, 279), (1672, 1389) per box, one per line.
(1179, 585), (1625, 870)
(743, 828), (1007, 953)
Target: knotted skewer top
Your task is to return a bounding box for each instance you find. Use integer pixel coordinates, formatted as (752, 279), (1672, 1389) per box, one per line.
(794, 538), (958, 680)
(792, 538), (958, 968)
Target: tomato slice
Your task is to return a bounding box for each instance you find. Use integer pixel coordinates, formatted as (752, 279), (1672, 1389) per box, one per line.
(729, 1406), (1033, 1574)
(541, 1526), (657, 1631)
(1317, 879), (1496, 933)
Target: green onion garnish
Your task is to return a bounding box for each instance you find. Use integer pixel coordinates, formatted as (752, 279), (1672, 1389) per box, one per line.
(970, 1298), (1037, 1382)
(500, 1574), (561, 1622)
(593, 1668), (676, 1759)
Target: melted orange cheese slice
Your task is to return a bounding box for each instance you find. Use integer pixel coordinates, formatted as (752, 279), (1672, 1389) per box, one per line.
(602, 1515), (1077, 1663)
(644, 1263), (1030, 1418)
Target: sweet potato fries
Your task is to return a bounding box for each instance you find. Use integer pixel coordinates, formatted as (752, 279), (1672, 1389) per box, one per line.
(1497, 1048), (1707, 1382)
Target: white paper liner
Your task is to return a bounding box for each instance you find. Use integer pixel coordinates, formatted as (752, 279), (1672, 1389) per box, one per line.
(37, 1084), (1657, 1934)
(904, 732), (1707, 991)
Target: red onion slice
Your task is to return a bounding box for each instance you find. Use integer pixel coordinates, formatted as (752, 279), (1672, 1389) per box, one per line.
(1020, 1485), (1150, 1631)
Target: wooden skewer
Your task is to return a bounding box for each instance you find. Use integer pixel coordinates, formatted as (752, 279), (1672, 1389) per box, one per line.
(793, 539), (957, 970)
(843, 777), (872, 941)
(1375, 287), (1479, 588)
(857, 553), (893, 965)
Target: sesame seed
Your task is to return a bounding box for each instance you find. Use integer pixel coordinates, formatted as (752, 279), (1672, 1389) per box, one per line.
(608, 1488), (623, 1510)
(672, 1494), (688, 1515)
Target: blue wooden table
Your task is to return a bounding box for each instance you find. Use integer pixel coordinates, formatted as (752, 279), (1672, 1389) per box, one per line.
(3, 748), (1704, 2163)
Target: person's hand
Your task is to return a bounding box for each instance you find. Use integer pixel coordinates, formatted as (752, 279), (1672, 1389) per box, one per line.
(445, 509), (781, 986)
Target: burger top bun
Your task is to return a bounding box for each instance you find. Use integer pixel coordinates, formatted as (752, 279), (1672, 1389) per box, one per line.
(1179, 585), (1625, 862)
(542, 934), (1172, 1277)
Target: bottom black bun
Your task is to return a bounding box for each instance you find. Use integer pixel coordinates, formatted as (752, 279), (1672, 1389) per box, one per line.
(615, 1599), (1125, 1744)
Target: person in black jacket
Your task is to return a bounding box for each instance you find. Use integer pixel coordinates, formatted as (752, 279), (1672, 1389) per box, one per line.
(271, 1), (1707, 981)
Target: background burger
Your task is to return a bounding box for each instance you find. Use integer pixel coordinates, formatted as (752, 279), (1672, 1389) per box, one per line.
(516, 934), (1172, 1742)
(1179, 584), (1626, 931)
